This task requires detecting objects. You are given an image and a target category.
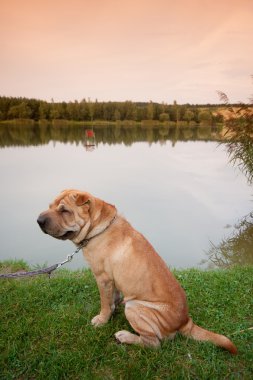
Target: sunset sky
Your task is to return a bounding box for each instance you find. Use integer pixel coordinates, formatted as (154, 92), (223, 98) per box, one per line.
(1, 0), (253, 104)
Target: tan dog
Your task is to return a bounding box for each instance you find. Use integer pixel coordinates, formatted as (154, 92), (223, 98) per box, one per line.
(37, 189), (237, 354)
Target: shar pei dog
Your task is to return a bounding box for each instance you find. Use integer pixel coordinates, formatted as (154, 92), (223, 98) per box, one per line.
(37, 189), (237, 354)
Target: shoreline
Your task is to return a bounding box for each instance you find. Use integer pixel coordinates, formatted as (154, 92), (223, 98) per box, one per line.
(0, 118), (223, 128)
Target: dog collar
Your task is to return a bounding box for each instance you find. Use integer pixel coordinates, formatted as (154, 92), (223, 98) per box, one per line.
(76, 214), (117, 249)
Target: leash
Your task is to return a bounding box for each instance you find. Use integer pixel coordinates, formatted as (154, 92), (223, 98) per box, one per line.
(0, 214), (117, 279)
(0, 243), (85, 279)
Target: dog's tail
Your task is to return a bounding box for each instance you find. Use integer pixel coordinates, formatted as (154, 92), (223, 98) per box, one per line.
(179, 318), (237, 354)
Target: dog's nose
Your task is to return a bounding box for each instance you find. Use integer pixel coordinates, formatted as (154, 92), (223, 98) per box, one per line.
(37, 214), (47, 229)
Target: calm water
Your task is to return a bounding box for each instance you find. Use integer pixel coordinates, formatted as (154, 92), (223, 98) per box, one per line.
(0, 124), (252, 269)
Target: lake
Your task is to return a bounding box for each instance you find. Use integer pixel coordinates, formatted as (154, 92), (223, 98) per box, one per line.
(0, 123), (252, 269)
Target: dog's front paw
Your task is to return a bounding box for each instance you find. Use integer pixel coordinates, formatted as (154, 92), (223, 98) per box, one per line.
(91, 314), (108, 327)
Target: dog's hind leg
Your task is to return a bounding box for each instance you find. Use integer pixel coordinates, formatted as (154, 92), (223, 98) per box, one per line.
(115, 300), (162, 347)
(115, 330), (142, 345)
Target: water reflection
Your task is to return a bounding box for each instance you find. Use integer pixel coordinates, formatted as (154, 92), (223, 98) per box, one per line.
(83, 129), (96, 152)
(204, 212), (253, 268)
(0, 123), (223, 148)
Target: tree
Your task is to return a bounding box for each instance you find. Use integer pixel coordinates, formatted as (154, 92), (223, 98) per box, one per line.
(79, 99), (89, 120)
(169, 100), (180, 123)
(66, 101), (80, 120)
(8, 102), (32, 119)
(39, 101), (50, 119)
(198, 110), (212, 125)
(147, 101), (154, 120)
(172, 100), (179, 124)
(113, 109), (121, 121)
(159, 112), (170, 122)
(124, 101), (137, 120)
(28, 98), (40, 120)
(183, 109), (194, 124)
(87, 98), (94, 121)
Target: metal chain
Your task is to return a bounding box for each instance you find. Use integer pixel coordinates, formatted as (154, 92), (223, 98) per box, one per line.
(56, 241), (88, 269)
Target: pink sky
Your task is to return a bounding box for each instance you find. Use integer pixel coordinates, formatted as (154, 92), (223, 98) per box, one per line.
(1, 0), (253, 104)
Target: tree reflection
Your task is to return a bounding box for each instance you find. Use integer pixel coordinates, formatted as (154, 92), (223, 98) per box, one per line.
(205, 212), (253, 268)
(0, 124), (222, 148)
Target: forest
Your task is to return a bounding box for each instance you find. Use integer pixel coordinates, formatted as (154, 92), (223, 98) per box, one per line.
(0, 96), (225, 125)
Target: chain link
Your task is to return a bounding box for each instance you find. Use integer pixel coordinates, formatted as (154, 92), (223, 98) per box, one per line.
(56, 241), (88, 269)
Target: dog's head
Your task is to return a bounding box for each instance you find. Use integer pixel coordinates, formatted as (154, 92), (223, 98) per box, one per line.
(37, 189), (116, 244)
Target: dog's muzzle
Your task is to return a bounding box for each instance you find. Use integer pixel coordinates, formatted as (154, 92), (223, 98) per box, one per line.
(37, 214), (49, 233)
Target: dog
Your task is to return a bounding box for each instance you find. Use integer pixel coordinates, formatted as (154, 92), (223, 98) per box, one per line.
(37, 189), (237, 354)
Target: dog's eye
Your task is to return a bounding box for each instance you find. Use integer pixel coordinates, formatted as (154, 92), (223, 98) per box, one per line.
(58, 204), (70, 214)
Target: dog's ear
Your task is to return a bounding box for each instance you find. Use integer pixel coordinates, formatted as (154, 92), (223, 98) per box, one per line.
(74, 193), (91, 207)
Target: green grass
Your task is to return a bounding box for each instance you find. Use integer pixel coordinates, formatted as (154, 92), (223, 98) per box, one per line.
(0, 261), (252, 379)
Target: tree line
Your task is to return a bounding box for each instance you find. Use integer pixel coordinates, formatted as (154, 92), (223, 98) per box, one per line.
(0, 96), (225, 124)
